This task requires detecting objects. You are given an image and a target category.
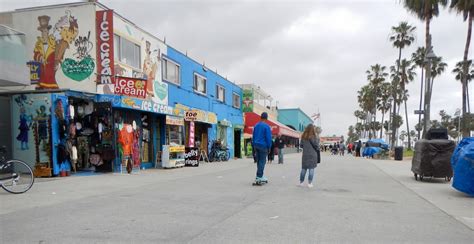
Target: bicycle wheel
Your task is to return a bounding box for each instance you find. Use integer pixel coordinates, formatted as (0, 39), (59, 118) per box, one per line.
(226, 151), (230, 161)
(1, 159), (34, 194)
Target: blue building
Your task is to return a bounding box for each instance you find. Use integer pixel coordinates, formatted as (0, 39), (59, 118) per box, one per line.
(165, 47), (244, 158)
(277, 108), (313, 132)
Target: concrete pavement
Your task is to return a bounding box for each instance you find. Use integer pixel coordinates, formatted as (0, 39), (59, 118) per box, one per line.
(1, 153), (473, 243)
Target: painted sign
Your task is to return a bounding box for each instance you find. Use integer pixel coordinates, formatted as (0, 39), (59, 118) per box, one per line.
(189, 121), (195, 147)
(96, 10), (114, 84)
(185, 110), (198, 121)
(176, 104), (217, 124)
(242, 89), (254, 112)
(114, 77), (147, 98)
(184, 147), (199, 167)
(97, 94), (175, 115)
(166, 116), (184, 126)
(26, 61), (41, 83)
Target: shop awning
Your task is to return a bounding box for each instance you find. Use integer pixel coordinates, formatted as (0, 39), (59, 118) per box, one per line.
(244, 112), (301, 139)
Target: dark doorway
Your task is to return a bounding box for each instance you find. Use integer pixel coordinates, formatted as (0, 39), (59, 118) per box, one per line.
(234, 129), (241, 158)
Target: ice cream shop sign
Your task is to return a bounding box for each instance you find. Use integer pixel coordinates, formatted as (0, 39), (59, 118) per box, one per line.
(114, 77), (147, 98)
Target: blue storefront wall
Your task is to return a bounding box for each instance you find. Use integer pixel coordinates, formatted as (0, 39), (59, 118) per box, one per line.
(166, 46), (243, 157)
(278, 108), (313, 132)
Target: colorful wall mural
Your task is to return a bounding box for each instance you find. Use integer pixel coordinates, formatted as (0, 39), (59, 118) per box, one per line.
(111, 15), (169, 105)
(11, 94), (52, 168)
(1, 4), (98, 92)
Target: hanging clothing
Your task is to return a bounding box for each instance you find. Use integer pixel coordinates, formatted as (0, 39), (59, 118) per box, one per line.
(118, 125), (134, 156)
(132, 131), (140, 167)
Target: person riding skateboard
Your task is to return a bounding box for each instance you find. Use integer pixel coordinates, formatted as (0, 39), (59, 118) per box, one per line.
(252, 112), (272, 183)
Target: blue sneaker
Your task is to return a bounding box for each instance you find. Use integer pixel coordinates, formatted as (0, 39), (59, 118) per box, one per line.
(257, 176), (268, 182)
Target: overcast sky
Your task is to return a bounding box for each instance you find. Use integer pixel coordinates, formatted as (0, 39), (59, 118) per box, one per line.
(1, 0), (472, 137)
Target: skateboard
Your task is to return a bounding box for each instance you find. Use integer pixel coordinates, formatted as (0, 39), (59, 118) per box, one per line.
(252, 179), (268, 186)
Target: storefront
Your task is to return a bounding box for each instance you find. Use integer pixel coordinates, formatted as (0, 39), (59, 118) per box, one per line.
(10, 91), (115, 177)
(243, 112), (301, 154)
(97, 94), (183, 171)
(175, 104), (217, 159)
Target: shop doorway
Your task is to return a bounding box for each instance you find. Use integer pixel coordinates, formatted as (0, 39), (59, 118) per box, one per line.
(234, 129), (241, 158)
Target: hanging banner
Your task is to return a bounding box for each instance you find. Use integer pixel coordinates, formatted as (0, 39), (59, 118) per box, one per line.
(189, 121), (195, 147)
(242, 89), (254, 112)
(26, 61), (41, 83)
(96, 10), (114, 84)
(114, 77), (147, 99)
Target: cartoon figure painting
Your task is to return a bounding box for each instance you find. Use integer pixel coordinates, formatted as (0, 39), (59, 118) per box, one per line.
(34, 15), (57, 89)
(33, 11), (79, 89)
(143, 41), (158, 98)
(16, 107), (31, 150)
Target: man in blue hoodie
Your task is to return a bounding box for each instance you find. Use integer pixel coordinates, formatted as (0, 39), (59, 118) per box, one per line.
(252, 112), (272, 182)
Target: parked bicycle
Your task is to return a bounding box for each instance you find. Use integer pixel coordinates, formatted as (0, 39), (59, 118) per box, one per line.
(0, 146), (34, 194)
(209, 140), (230, 162)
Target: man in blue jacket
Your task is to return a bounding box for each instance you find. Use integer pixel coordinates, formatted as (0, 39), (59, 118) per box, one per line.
(252, 112), (272, 182)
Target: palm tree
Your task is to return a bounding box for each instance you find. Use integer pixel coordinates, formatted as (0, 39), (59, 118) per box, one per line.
(366, 64), (388, 134)
(428, 56), (448, 98)
(403, 0), (448, 138)
(453, 60), (473, 112)
(411, 47), (426, 139)
(357, 85), (376, 138)
(377, 82), (393, 138)
(389, 21), (416, 148)
(450, 0), (474, 137)
(399, 59), (417, 150)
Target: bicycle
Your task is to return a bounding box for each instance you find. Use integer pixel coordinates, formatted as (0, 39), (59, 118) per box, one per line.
(0, 146), (35, 194)
(209, 140), (230, 162)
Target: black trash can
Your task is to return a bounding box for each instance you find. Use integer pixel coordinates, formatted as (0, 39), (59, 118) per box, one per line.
(394, 146), (404, 161)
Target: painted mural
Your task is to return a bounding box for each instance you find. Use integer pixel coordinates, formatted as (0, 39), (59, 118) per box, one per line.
(242, 89), (254, 112)
(12, 94), (52, 168)
(112, 16), (168, 106)
(2, 4), (98, 92)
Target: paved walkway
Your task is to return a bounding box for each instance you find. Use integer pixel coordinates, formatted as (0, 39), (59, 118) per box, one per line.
(1, 153), (472, 243)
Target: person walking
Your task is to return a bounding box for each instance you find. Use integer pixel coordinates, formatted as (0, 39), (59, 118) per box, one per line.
(355, 140), (362, 157)
(275, 134), (285, 164)
(252, 112), (272, 182)
(299, 124), (321, 188)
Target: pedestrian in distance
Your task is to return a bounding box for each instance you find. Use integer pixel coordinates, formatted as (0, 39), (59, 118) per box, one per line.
(299, 124), (321, 188)
(339, 143), (345, 156)
(252, 112), (272, 183)
(275, 134), (285, 164)
(356, 140), (362, 157)
(267, 138), (275, 163)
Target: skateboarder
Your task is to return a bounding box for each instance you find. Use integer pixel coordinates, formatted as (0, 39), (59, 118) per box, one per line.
(252, 112), (272, 184)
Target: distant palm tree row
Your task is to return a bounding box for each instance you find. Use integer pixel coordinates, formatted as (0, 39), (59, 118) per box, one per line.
(350, 0), (473, 149)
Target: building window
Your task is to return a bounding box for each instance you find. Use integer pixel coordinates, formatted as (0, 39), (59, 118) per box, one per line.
(232, 92), (240, 109)
(216, 85), (225, 102)
(114, 34), (140, 69)
(162, 57), (180, 85)
(193, 73), (206, 95)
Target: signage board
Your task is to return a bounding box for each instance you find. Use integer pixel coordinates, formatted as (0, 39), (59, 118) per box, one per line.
(414, 110), (424, 115)
(166, 115), (184, 126)
(114, 77), (147, 99)
(96, 10), (114, 84)
(184, 147), (199, 167)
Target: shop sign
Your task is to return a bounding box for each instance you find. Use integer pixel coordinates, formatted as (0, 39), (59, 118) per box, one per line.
(242, 89), (254, 112)
(185, 110), (198, 121)
(184, 147), (199, 167)
(115, 77), (147, 99)
(208, 113), (217, 124)
(96, 10), (114, 84)
(26, 61), (41, 83)
(189, 121), (195, 147)
(219, 119), (232, 127)
(166, 115), (184, 126)
(170, 145), (185, 153)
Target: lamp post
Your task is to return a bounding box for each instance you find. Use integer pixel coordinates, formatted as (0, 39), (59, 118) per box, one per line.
(455, 108), (461, 142)
(422, 43), (437, 139)
(387, 95), (393, 144)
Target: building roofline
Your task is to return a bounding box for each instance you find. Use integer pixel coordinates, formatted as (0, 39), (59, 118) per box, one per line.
(278, 107), (313, 122)
(167, 45), (242, 91)
(0, 1), (92, 14)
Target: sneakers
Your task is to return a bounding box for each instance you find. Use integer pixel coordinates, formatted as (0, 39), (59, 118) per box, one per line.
(308, 183), (314, 188)
(298, 182), (304, 187)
